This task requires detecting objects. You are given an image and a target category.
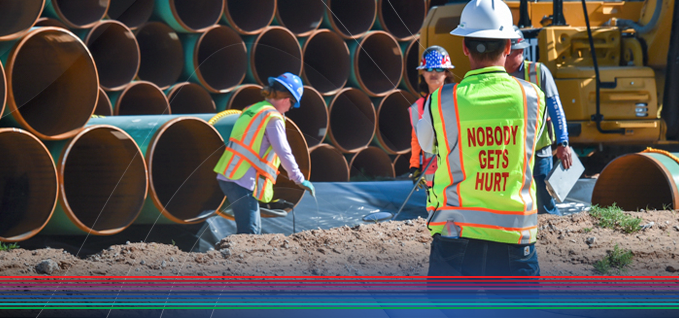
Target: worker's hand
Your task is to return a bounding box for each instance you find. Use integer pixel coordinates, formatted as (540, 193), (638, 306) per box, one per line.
(556, 145), (572, 169)
(408, 167), (422, 185)
(298, 180), (315, 197)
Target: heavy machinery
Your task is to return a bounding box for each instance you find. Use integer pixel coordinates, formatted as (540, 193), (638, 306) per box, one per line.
(421, 0), (679, 172)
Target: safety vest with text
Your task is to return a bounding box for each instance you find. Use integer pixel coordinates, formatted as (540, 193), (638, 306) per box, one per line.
(213, 101), (283, 203)
(427, 67), (545, 244)
(523, 61), (555, 150)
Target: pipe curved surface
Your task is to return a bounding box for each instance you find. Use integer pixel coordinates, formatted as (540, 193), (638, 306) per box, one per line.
(181, 25), (247, 93)
(165, 82), (215, 114)
(0, 128), (57, 242)
(34, 17), (68, 28)
(309, 144), (349, 182)
(286, 86), (328, 148)
(348, 31), (403, 97)
(108, 81), (170, 115)
(372, 89), (418, 154)
(399, 36), (420, 96)
(275, 0), (324, 37)
(153, 0), (223, 33)
(325, 88), (376, 153)
(106, 0), (154, 30)
(222, 0), (276, 35)
(245, 26), (302, 86)
(300, 29), (350, 96)
(1, 27), (98, 140)
(42, 125), (148, 235)
(375, 0), (427, 41)
(322, 0), (376, 40)
(392, 152), (411, 177)
(79, 20), (140, 91)
(213, 84), (264, 112)
(0, 61), (5, 119)
(348, 146), (395, 180)
(135, 22), (184, 90)
(43, 0), (110, 29)
(94, 87), (113, 116)
(0, 0), (44, 41)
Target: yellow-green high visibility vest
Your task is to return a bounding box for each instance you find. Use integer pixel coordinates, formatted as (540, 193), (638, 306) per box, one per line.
(427, 67), (545, 244)
(524, 61), (555, 150)
(213, 101), (284, 203)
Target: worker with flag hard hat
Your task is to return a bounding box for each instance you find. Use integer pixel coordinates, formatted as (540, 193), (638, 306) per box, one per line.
(214, 72), (315, 234)
(416, 0), (545, 276)
(505, 25), (572, 216)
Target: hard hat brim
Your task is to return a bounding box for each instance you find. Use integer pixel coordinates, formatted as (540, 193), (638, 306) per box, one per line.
(416, 65), (455, 70)
(511, 41), (530, 50)
(450, 27), (520, 39)
(268, 76), (302, 102)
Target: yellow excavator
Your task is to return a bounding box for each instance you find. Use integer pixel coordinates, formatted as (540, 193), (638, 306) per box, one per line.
(421, 0), (678, 172)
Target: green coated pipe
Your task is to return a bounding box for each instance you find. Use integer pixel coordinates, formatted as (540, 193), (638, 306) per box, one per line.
(152, 0), (223, 33)
(370, 90), (417, 155)
(272, 0), (324, 37)
(222, 0), (276, 35)
(43, 0), (109, 29)
(399, 36), (421, 96)
(299, 29), (350, 96)
(347, 31), (403, 97)
(372, 0), (427, 42)
(321, 0), (376, 40)
(244, 26), (301, 86)
(323, 88), (376, 153)
(107, 81), (170, 115)
(0, 0), (44, 41)
(211, 84), (264, 112)
(592, 151), (679, 211)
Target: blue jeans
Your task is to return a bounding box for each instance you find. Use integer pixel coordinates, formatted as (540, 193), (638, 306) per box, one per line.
(428, 235), (540, 276)
(217, 179), (261, 234)
(534, 154), (561, 215)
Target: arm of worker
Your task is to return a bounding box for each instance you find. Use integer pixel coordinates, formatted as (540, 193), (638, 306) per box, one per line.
(416, 95), (436, 154)
(265, 118), (305, 185)
(542, 67), (572, 169)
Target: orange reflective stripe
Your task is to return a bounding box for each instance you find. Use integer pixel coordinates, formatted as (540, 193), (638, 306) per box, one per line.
(229, 138), (279, 173)
(221, 148), (238, 176)
(228, 158), (244, 179)
(514, 78), (529, 212)
(249, 112), (275, 146)
(436, 87), (453, 206)
(452, 85), (465, 207)
(239, 107), (269, 142)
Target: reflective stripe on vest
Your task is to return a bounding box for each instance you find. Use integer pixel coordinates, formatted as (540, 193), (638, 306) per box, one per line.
(410, 99), (436, 184)
(524, 61), (554, 150)
(524, 61), (541, 88)
(427, 78), (542, 244)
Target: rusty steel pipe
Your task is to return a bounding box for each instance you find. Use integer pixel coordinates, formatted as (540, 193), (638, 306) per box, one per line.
(153, 0), (223, 33)
(212, 84), (264, 112)
(325, 88), (376, 153)
(274, 0), (324, 37)
(393, 151), (411, 177)
(309, 144), (349, 182)
(0, 0), (44, 41)
(34, 17), (67, 28)
(0, 128), (57, 242)
(300, 29), (350, 96)
(348, 31), (403, 97)
(372, 89), (418, 155)
(375, 0), (427, 41)
(43, 0), (110, 29)
(348, 146), (395, 180)
(322, 0), (376, 40)
(0, 27), (98, 140)
(181, 25), (247, 93)
(77, 20), (140, 91)
(106, 0), (154, 30)
(245, 26), (302, 86)
(399, 36), (421, 96)
(222, 0), (276, 35)
(107, 81), (170, 115)
(165, 82), (215, 114)
(286, 86), (328, 148)
(135, 22), (184, 90)
(94, 87), (113, 116)
(41, 125), (148, 235)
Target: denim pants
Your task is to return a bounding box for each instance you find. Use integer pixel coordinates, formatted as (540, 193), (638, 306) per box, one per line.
(217, 179), (261, 234)
(533, 154), (561, 215)
(428, 235), (540, 276)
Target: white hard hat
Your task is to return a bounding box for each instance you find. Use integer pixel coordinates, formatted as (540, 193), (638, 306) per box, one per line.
(450, 0), (519, 39)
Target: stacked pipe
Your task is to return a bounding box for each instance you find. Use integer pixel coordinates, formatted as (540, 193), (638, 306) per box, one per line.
(0, 0), (432, 241)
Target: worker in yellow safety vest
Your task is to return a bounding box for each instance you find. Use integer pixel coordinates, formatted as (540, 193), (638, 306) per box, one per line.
(416, 0), (545, 276)
(214, 73), (315, 234)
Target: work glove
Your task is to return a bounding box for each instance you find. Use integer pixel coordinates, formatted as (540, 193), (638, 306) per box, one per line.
(409, 167), (426, 190)
(298, 180), (315, 197)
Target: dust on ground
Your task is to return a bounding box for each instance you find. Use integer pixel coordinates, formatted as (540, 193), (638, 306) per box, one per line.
(1, 210), (679, 276)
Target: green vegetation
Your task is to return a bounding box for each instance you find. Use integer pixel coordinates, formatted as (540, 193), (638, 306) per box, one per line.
(594, 244), (634, 275)
(589, 203), (642, 233)
(582, 227), (592, 233)
(0, 242), (19, 251)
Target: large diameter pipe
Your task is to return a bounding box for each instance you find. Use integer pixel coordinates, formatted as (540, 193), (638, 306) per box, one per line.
(212, 84), (264, 112)
(135, 22), (183, 90)
(89, 115), (226, 224)
(325, 88), (376, 153)
(274, 0), (324, 37)
(43, 0), (110, 29)
(348, 146), (395, 180)
(222, 0), (276, 35)
(41, 125), (148, 235)
(107, 81), (170, 115)
(393, 151), (411, 177)
(300, 29), (350, 96)
(322, 0), (376, 40)
(286, 86), (328, 148)
(309, 144), (349, 182)
(374, 0), (427, 41)
(76, 20), (140, 91)
(0, 60), (5, 119)
(0, 27), (98, 140)
(245, 26), (302, 86)
(0, 128), (57, 242)
(0, 0), (44, 41)
(94, 87), (113, 116)
(348, 31), (403, 97)
(181, 25), (247, 93)
(106, 0), (155, 30)
(591, 151), (679, 211)
(371, 89), (418, 155)
(399, 36), (420, 96)
(152, 0), (223, 33)
(165, 82), (215, 114)
(34, 17), (68, 28)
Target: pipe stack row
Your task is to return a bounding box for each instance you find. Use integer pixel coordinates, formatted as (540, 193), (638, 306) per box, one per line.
(0, 0), (432, 241)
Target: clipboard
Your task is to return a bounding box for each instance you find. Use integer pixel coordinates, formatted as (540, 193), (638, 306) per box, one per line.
(544, 147), (585, 203)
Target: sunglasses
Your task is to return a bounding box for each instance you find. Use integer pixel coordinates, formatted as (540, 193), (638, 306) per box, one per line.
(424, 68), (446, 73)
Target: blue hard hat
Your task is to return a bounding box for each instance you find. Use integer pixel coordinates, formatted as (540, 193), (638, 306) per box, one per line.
(268, 72), (304, 108)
